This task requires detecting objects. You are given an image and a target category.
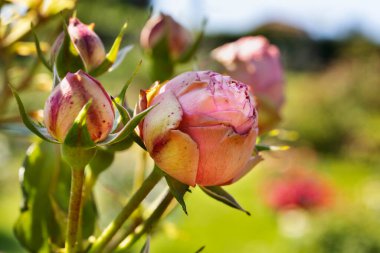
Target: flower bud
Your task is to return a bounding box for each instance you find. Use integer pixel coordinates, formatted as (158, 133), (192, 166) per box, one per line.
(67, 18), (106, 70)
(44, 70), (114, 143)
(140, 13), (192, 61)
(139, 71), (259, 186)
(212, 36), (284, 132)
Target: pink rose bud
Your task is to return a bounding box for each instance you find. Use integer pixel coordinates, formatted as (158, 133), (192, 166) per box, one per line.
(212, 36), (285, 132)
(67, 18), (106, 70)
(140, 13), (192, 60)
(139, 71), (259, 186)
(44, 70), (114, 143)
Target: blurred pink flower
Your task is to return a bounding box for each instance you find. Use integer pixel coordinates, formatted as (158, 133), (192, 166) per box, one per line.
(264, 169), (332, 211)
(44, 70), (114, 143)
(212, 36), (285, 132)
(138, 71), (261, 186)
(140, 13), (192, 61)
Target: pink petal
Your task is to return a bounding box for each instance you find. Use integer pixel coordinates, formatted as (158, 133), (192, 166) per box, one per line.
(184, 125), (257, 186)
(143, 90), (183, 153)
(227, 155), (263, 185)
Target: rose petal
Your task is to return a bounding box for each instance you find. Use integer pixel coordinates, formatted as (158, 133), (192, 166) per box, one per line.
(184, 125), (257, 186)
(152, 129), (199, 186)
(227, 155), (263, 185)
(143, 90), (183, 152)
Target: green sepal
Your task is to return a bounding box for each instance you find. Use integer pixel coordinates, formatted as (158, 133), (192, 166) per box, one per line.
(55, 22), (85, 79)
(176, 18), (207, 64)
(98, 104), (154, 146)
(90, 23), (131, 76)
(10, 86), (59, 143)
(31, 24), (52, 71)
(117, 60), (143, 105)
(111, 100), (146, 150)
(62, 100), (96, 169)
(164, 173), (190, 215)
(195, 246), (206, 253)
(140, 236), (150, 253)
(199, 186), (250, 216)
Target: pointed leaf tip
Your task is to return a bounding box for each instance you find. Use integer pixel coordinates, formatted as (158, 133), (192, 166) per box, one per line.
(10, 86), (58, 143)
(164, 173), (190, 215)
(200, 186), (250, 216)
(140, 236), (150, 253)
(31, 24), (52, 71)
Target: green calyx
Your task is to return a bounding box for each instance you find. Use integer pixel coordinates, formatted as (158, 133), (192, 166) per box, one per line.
(61, 100), (96, 169)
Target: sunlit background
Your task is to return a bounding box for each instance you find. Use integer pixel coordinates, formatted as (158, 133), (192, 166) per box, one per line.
(1, 0), (380, 252)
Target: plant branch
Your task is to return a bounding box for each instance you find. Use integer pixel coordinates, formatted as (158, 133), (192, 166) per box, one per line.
(88, 166), (163, 253)
(65, 168), (85, 253)
(116, 191), (174, 251)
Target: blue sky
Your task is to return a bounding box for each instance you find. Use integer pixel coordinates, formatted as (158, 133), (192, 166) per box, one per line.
(152, 0), (380, 42)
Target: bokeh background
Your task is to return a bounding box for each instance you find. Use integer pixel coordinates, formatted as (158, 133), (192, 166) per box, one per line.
(1, 0), (380, 252)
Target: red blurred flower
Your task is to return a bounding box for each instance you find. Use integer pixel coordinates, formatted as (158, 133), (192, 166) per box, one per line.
(264, 170), (332, 211)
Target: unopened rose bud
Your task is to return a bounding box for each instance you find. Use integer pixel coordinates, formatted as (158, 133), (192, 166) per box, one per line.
(139, 71), (259, 186)
(140, 13), (192, 61)
(44, 70), (114, 142)
(212, 36), (285, 132)
(67, 18), (106, 70)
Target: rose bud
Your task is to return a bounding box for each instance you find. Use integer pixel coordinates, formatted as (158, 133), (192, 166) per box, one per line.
(44, 70), (114, 143)
(138, 71), (259, 186)
(212, 36), (284, 132)
(67, 18), (106, 70)
(140, 13), (192, 61)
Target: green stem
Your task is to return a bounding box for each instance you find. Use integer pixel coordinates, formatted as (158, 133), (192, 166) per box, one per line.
(88, 167), (163, 253)
(65, 168), (85, 253)
(105, 217), (143, 252)
(116, 191), (174, 251)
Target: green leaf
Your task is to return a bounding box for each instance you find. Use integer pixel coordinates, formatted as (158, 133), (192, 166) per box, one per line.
(31, 24), (52, 71)
(10, 87), (59, 143)
(199, 186), (250, 216)
(98, 105), (154, 146)
(176, 18), (207, 63)
(14, 142), (67, 252)
(14, 141), (98, 252)
(140, 236), (150, 253)
(90, 23), (130, 76)
(55, 23), (85, 79)
(164, 173), (190, 215)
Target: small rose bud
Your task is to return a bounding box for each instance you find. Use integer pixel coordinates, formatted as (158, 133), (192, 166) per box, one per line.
(140, 13), (192, 61)
(138, 71), (259, 186)
(44, 70), (114, 143)
(67, 18), (106, 70)
(212, 36), (285, 132)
